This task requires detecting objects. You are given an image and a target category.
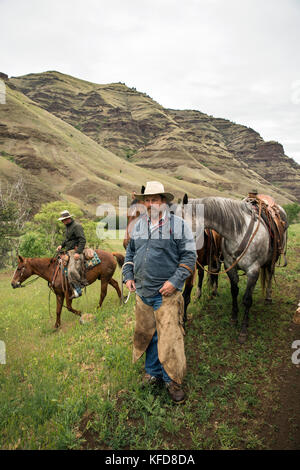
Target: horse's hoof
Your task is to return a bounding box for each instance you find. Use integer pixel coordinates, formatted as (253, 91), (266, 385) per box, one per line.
(238, 333), (247, 344)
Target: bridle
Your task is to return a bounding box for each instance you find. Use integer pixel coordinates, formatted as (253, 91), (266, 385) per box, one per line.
(13, 264), (40, 288)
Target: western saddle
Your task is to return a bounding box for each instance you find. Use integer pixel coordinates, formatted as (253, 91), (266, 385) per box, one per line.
(245, 190), (288, 266)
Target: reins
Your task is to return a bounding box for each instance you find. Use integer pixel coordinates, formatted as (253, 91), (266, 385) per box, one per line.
(20, 276), (40, 287)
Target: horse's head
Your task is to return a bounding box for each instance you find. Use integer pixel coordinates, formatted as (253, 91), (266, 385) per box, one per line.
(11, 256), (33, 288)
(123, 186), (147, 249)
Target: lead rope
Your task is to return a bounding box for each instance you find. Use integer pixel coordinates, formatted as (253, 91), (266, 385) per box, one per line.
(121, 261), (134, 304)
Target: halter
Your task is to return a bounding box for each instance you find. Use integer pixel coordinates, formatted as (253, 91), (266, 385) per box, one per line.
(196, 200), (263, 275)
(13, 264), (40, 287)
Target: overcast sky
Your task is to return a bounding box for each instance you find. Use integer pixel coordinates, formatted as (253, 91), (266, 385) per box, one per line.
(1, 0), (300, 163)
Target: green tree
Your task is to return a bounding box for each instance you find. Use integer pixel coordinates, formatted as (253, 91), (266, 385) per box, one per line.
(19, 201), (104, 257)
(80, 219), (102, 249)
(283, 203), (300, 224)
(18, 231), (47, 258)
(0, 179), (30, 267)
(22, 201), (83, 256)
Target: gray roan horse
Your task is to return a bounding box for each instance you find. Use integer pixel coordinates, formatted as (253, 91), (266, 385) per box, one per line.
(184, 196), (288, 343)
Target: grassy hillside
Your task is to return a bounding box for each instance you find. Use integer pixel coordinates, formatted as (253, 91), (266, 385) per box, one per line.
(1, 85), (232, 214)
(7, 71), (299, 207)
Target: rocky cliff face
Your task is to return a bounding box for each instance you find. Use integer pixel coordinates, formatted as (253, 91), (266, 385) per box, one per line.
(3, 71), (300, 206)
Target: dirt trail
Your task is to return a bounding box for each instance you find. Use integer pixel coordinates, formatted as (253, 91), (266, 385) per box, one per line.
(270, 321), (300, 450)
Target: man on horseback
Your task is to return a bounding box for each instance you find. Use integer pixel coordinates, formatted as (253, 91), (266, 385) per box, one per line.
(56, 210), (88, 299)
(123, 181), (196, 403)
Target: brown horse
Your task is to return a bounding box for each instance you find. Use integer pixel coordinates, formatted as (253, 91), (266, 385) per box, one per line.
(181, 194), (222, 323)
(123, 188), (145, 250)
(181, 228), (222, 323)
(11, 250), (124, 328)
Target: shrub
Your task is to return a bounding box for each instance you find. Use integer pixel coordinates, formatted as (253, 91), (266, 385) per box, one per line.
(283, 203), (300, 224)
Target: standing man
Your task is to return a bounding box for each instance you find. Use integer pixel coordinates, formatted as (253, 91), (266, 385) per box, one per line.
(57, 210), (88, 299)
(123, 182), (196, 403)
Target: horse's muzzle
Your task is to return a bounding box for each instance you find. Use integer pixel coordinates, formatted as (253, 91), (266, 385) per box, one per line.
(11, 282), (21, 289)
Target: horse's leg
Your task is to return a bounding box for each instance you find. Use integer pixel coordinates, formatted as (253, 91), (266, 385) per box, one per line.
(212, 270), (219, 297)
(65, 290), (82, 317)
(210, 258), (220, 297)
(226, 266), (239, 326)
(98, 279), (108, 309)
(182, 274), (194, 325)
(195, 267), (204, 299)
(265, 265), (274, 304)
(55, 293), (64, 328)
(108, 278), (122, 303)
(239, 269), (260, 344)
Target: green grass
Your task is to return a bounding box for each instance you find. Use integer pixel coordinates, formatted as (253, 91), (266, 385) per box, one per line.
(0, 225), (299, 449)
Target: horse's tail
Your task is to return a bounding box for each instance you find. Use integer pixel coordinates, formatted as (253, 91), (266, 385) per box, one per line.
(260, 266), (272, 296)
(112, 252), (125, 268)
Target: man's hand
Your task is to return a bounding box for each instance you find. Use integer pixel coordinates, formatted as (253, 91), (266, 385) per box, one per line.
(159, 280), (176, 296)
(57, 245), (62, 251)
(126, 279), (136, 292)
(74, 253), (80, 260)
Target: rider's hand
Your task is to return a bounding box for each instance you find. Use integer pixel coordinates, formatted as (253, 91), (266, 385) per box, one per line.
(57, 245), (62, 251)
(159, 280), (176, 296)
(126, 279), (136, 292)
(74, 253), (80, 260)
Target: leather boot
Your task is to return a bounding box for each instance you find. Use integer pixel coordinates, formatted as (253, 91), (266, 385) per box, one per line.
(141, 373), (163, 388)
(165, 381), (186, 403)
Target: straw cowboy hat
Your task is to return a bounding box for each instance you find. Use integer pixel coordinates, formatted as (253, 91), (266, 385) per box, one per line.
(135, 181), (174, 202)
(58, 210), (74, 221)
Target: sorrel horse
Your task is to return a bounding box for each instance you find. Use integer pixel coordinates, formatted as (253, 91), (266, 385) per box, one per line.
(11, 250), (124, 328)
(186, 196), (288, 343)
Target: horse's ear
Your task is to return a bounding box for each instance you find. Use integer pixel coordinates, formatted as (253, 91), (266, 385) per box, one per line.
(141, 185), (145, 194)
(183, 194), (188, 205)
(18, 255), (24, 263)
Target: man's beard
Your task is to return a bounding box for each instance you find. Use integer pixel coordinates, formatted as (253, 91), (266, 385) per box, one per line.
(148, 203), (168, 220)
(148, 205), (161, 219)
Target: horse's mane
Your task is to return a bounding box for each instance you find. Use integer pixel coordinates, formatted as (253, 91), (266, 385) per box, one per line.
(190, 197), (248, 236)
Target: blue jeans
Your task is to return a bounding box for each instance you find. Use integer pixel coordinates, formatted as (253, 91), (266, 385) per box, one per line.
(140, 293), (171, 383)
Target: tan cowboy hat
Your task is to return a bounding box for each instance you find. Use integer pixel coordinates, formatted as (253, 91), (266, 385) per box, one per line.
(58, 210), (73, 221)
(135, 181), (174, 202)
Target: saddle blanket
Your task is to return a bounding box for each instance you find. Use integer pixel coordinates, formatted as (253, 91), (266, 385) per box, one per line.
(85, 251), (101, 270)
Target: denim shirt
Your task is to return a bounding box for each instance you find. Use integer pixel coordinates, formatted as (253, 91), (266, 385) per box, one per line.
(123, 211), (197, 297)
